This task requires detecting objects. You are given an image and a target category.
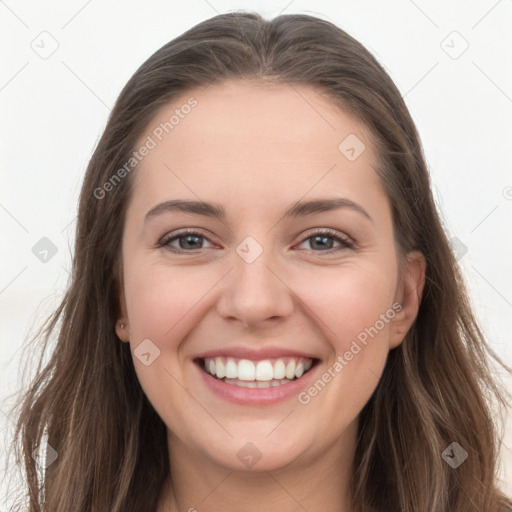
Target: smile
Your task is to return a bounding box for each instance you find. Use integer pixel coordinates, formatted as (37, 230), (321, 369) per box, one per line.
(199, 356), (315, 387)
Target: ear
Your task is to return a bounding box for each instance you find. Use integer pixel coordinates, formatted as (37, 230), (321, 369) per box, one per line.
(114, 260), (130, 343)
(389, 250), (426, 349)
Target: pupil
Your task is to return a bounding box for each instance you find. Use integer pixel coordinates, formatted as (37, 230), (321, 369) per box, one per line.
(181, 235), (202, 249)
(311, 235), (332, 250)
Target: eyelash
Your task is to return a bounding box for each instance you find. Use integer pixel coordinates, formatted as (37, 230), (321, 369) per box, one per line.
(158, 228), (354, 255)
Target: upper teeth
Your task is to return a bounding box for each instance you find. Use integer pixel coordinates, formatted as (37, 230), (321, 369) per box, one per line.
(203, 357), (313, 381)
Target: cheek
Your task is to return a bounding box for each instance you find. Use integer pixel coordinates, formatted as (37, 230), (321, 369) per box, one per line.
(124, 262), (215, 342)
(124, 253), (397, 360)
(294, 263), (397, 415)
(296, 261), (397, 350)
(122, 263), (213, 423)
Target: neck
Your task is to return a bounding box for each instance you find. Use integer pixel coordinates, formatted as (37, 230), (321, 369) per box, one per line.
(157, 420), (357, 512)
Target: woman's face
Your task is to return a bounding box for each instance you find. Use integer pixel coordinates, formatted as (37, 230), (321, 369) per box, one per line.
(116, 80), (424, 472)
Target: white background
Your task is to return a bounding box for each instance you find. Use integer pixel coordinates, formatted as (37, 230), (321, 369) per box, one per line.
(1, 0), (511, 506)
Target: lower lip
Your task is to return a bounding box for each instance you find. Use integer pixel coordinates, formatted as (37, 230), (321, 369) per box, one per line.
(196, 361), (318, 406)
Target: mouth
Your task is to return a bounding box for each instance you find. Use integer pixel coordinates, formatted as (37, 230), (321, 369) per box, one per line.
(195, 356), (318, 388)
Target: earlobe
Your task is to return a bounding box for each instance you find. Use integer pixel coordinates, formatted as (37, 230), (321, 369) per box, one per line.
(389, 250), (426, 349)
(116, 295), (130, 342)
(115, 319), (130, 342)
(115, 264), (130, 342)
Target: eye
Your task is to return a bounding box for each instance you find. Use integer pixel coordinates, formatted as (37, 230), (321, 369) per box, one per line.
(159, 229), (215, 253)
(296, 229), (354, 253)
(158, 228), (354, 255)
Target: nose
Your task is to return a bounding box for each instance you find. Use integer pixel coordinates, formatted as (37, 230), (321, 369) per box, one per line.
(216, 243), (295, 329)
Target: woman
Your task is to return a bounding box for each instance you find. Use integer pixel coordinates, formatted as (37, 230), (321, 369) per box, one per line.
(8, 11), (512, 512)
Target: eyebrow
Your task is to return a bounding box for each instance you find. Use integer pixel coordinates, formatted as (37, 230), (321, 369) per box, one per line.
(144, 197), (373, 223)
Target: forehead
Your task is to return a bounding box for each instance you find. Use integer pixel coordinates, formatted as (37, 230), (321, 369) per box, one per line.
(130, 79), (384, 214)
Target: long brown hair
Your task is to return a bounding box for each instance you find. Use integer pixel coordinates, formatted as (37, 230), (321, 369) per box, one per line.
(6, 12), (512, 511)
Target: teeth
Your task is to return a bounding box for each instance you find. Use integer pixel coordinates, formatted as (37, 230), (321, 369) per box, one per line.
(285, 360), (296, 380)
(274, 359), (286, 379)
(225, 358), (237, 378)
(202, 356), (314, 383)
(224, 378), (291, 387)
(215, 357), (225, 378)
(238, 359), (255, 381)
(255, 360), (274, 381)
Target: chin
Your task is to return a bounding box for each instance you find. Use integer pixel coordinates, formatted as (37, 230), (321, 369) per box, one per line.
(196, 433), (311, 473)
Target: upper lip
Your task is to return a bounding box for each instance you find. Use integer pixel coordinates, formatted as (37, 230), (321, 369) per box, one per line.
(194, 346), (318, 361)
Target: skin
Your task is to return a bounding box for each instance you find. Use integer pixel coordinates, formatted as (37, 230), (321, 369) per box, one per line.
(115, 80), (426, 512)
